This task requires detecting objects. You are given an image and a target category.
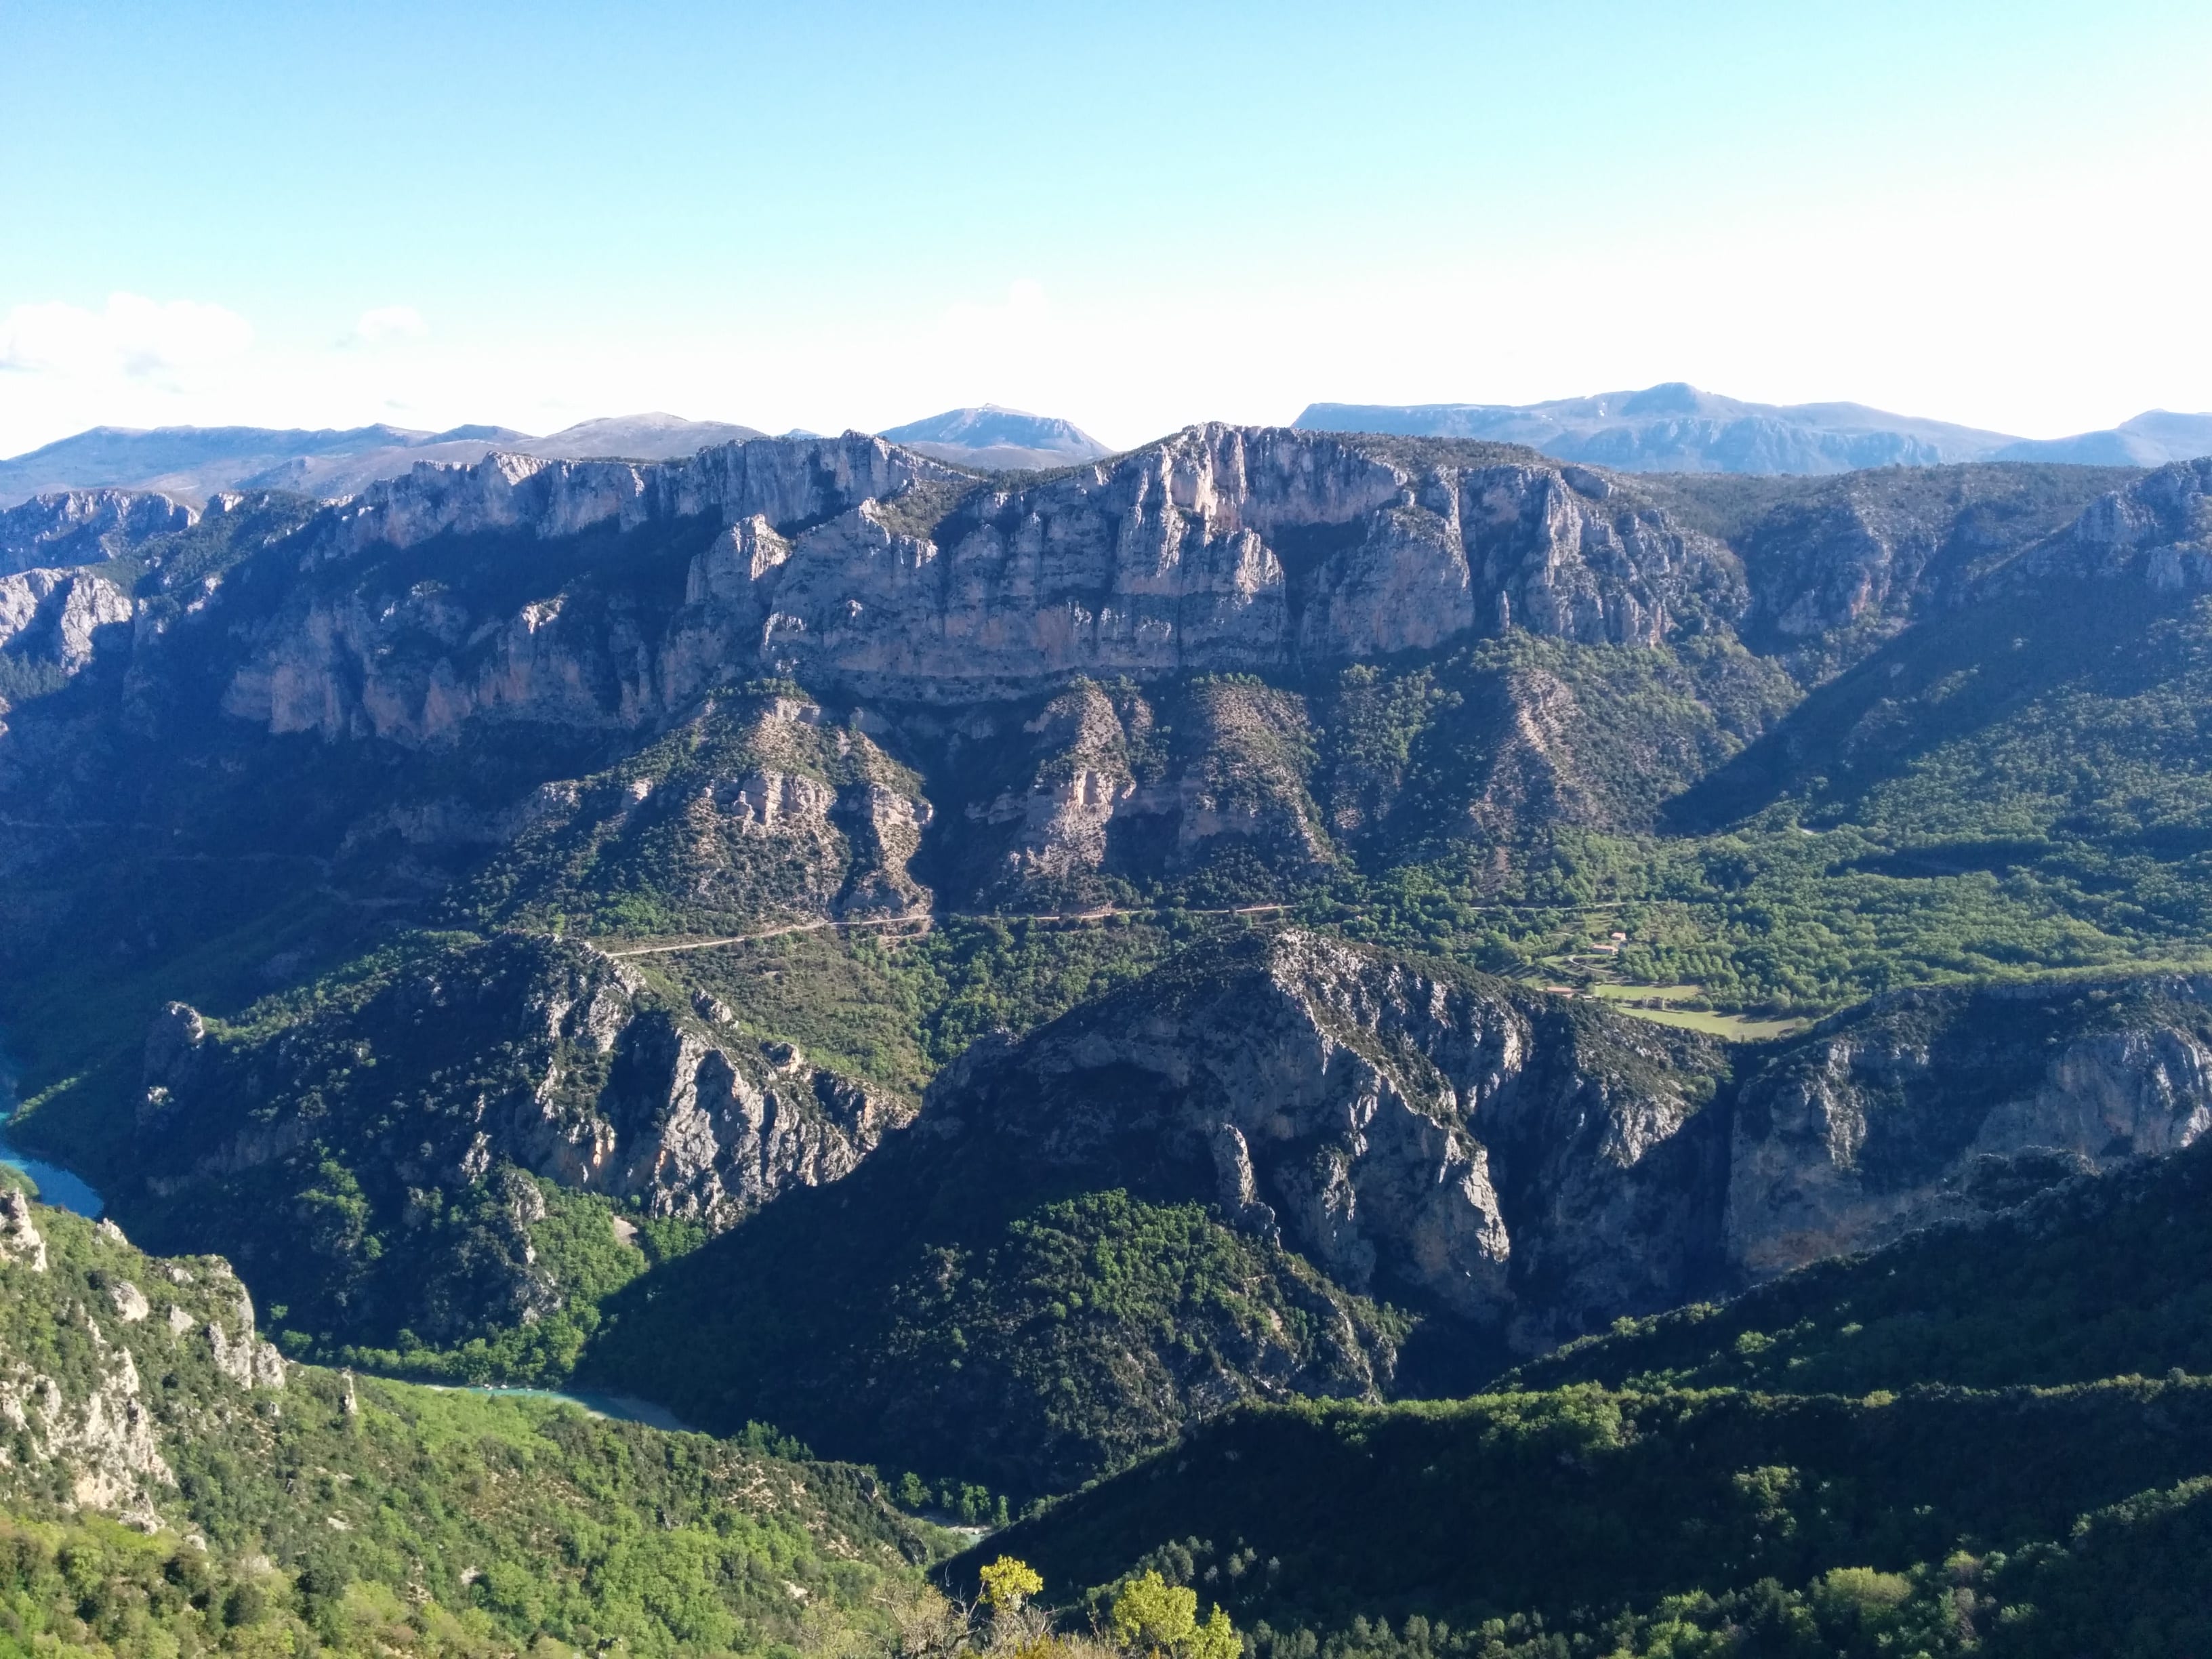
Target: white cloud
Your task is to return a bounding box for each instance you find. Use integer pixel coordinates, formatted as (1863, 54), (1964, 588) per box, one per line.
(348, 306), (428, 346)
(0, 293), (253, 386)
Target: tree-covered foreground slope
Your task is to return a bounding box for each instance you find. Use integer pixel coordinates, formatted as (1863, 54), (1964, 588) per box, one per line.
(9, 1103), (2212, 1659)
(981, 1383), (2212, 1658)
(0, 1174), (947, 1656)
(974, 1139), (2212, 1658)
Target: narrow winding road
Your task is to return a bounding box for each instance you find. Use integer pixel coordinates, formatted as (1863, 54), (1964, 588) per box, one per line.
(593, 902), (1288, 958)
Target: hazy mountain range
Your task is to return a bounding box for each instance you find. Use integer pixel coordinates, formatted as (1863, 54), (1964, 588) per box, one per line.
(8, 389), (2209, 507)
(0, 413), (769, 506)
(1297, 381), (2212, 474)
(0, 405), (1114, 506)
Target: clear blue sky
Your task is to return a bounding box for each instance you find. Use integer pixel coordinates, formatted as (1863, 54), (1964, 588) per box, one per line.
(3, 0), (2208, 451)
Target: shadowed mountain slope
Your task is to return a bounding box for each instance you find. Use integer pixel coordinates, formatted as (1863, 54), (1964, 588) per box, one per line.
(1513, 1125), (2212, 1397)
(962, 1082), (2212, 1652)
(577, 933), (2212, 1490)
(972, 1379), (2212, 1655)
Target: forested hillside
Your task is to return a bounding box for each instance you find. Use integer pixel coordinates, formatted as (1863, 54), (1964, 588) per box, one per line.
(0, 1176), (945, 1655)
(979, 1136), (2212, 1657)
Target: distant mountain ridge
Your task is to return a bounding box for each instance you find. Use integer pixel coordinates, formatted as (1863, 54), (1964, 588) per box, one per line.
(1297, 382), (2212, 474)
(0, 411), (766, 506)
(17, 390), (2205, 501)
(877, 404), (1114, 471)
(1990, 408), (2212, 467)
(0, 405), (1115, 504)
(0, 421), (496, 506)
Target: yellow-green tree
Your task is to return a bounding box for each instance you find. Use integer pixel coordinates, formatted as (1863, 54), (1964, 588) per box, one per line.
(1107, 1572), (1239, 1659)
(979, 1557), (1046, 1614)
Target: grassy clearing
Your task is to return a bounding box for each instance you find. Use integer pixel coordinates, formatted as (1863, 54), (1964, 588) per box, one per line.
(1602, 1002), (1809, 1041)
(1587, 981), (1809, 1040)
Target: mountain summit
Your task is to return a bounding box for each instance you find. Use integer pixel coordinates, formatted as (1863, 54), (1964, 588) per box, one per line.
(877, 405), (1113, 471)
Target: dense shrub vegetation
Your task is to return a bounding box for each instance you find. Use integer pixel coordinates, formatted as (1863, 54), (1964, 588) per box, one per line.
(0, 1181), (945, 1657)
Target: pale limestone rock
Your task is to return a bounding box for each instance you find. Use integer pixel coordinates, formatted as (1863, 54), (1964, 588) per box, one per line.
(205, 1320), (253, 1389)
(2024, 459), (2212, 589)
(727, 770), (835, 830)
(1727, 980), (2212, 1280)
(0, 1349), (173, 1530)
(140, 936), (915, 1240)
(1000, 683), (1136, 879)
(0, 568), (131, 667)
(0, 489), (194, 575)
(0, 1192), (46, 1273)
(210, 428), (1746, 742)
(202, 1282), (285, 1390)
(567, 1018), (912, 1227)
(107, 1281), (149, 1323)
(968, 678), (1329, 894)
(922, 928), (2212, 1362)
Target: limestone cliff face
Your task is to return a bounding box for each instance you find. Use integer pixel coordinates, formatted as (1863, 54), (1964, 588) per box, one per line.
(0, 1190), (47, 1272)
(196, 428), (1747, 741)
(134, 936), (2212, 1367)
(0, 489), (194, 575)
(942, 677), (1332, 903)
(472, 939), (910, 1227)
(138, 934), (908, 1235)
(0, 565), (134, 741)
(1725, 975), (2212, 1278)
(0, 443), (2167, 763)
(669, 427), (1741, 694)
(1725, 468), (2112, 653)
(923, 939), (2212, 1359)
(0, 568), (133, 669)
(215, 435), (957, 741)
(573, 1011), (907, 1225)
(320, 436), (948, 559)
(2020, 457), (2212, 590)
(981, 682), (1140, 883)
(0, 1200), (281, 1532)
(926, 930), (1729, 1352)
